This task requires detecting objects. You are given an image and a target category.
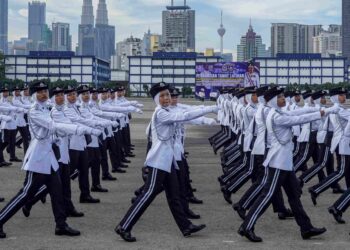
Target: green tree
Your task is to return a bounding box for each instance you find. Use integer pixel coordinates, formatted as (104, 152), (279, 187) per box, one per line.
(0, 52), (6, 81)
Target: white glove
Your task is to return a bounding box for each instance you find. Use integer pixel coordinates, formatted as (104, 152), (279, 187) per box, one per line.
(1, 115), (12, 122)
(208, 118), (219, 126)
(112, 121), (119, 127)
(91, 129), (102, 137)
(130, 101), (138, 105)
(324, 106), (340, 116)
(135, 108), (143, 114)
(136, 103), (144, 108)
(77, 126), (90, 136)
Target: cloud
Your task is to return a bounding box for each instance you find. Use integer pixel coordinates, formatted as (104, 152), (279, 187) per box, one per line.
(18, 8), (28, 18)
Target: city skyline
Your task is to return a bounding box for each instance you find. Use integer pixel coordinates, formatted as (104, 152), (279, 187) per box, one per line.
(6, 0), (342, 58)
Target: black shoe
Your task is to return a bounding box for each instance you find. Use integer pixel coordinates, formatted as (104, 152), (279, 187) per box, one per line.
(91, 185), (108, 193)
(115, 226), (136, 242)
(22, 206), (30, 217)
(301, 227), (327, 240)
(55, 226), (81, 237)
(278, 209), (294, 220)
(182, 224), (206, 237)
(238, 226), (262, 242)
(9, 157), (22, 162)
(41, 196), (46, 204)
(121, 159), (131, 163)
(221, 188), (232, 204)
(308, 189), (317, 206)
(328, 206), (345, 224)
(186, 209), (201, 219)
(112, 168), (126, 174)
(187, 196), (203, 204)
(120, 164), (128, 168)
(0, 162), (11, 167)
(233, 204), (246, 220)
(191, 188), (197, 192)
(332, 187), (345, 194)
(80, 195), (100, 203)
(0, 197), (4, 203)
(131, 197), (137, 204)
(67, 209), (84, 218)
(126, 153), (135, 158)
(16, 145), (22, 149)
(102, 174), (117, 181)
(0, 226), (6, 239)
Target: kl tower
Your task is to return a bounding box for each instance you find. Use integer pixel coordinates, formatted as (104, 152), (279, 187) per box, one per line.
(217, 11), (226, 56)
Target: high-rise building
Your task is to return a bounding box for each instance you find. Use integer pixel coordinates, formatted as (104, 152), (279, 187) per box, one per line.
(0, 0), (8, 54)
(343, 0), (350, 66)
(237, 21), (268, 61)
(113, 36), (142, 70)
(52, 23), (71, 51)
(271, 23), (323, 56)
(78, 0), (95, 56)
(141, 29), (162, 56)
(28, 1), (46, 50)
(162, 0), (195, 52)
(95, 0), (115, 61)
(313, 28), (342, 57)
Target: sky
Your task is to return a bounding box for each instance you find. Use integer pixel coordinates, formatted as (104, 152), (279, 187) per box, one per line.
(8, 0), (342, 59)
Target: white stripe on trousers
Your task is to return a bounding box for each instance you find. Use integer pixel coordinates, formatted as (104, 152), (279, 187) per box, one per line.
(337, 193), (350, 210)
(242, 166), (269, 209)
(293, 141), (300, 157)
(223, 154), (247, 182)
(122, 168), (158, 230)
(228, 154), (254, 192)
(0, 172), (33, 221)
(315, 155), (345, 194)
(303, 147), (329, 183)
(246, 168), (280, 230)
(294, 143), (310, 171)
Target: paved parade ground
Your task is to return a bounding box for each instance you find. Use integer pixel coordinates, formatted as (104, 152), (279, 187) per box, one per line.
(0, 98), (349, 250)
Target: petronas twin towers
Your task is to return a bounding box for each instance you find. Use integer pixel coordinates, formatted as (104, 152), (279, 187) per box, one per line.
(78, 0), (115, 61)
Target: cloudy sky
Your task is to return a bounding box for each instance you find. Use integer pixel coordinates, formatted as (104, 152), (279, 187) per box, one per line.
(8, 0), (341, 59)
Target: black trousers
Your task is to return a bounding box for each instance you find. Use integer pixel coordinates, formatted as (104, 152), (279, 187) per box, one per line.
(293, 132), (318, 172)
(119, 167), (191, 232)
(69, 149), (90, 198)
(24, 163), (75, 214)
(300, 142), (337, 188)
(242, 167), (313, 232)
(16, 126), (30, 154)
(237, 162), (288, 213)
(106, 136), (121, 170)
(0, 132), (6, 163)
(176, 160), (191, 213)
(121, 127), (131, 154)
(3, 129), (16, 159)
(310, 154), (350, 195)
(226, 153), (258, 193)
(99, 139), (111, 177)
(87, 147), (101, 187)
(114, 130), (127, 158)
(0, 170), (67, 228)
(333, 188), (350, 213)
(221, 152), (249, 184)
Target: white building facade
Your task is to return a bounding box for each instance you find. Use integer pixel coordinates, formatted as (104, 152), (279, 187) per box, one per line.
(255, 53), (346, 85)
(5, 51), (110, 85)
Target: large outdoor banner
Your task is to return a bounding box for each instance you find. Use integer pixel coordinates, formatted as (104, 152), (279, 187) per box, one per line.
(195, 62), (260, 100)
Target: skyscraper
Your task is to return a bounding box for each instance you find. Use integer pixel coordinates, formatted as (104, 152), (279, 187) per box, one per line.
(95, 0), (115, 61)
(28, 1), (46, 50)
(162, 0), (195, 52)
(237, 20), (268, 61)
(343, 0), (350, 66)
(271, 23), (323, 56)
(78, 0), (95, 56)
(0, 0), (8, 53)
(52, 23), (71, 51)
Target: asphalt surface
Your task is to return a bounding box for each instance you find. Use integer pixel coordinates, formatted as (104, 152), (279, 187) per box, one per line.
(0, 98), (349, 250)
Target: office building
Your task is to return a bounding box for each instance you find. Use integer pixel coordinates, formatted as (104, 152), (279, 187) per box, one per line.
(28, 1), (46, 50)
(52, 23), (71, 51)
(0, 0), (8, 53)
(162, 0), (195, 52)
